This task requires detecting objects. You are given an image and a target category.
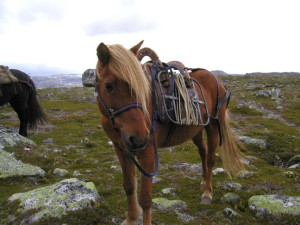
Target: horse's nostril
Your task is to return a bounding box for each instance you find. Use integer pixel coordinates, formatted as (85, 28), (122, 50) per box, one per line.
(126, 134), (149, 152)
(129, 136), (136, 146)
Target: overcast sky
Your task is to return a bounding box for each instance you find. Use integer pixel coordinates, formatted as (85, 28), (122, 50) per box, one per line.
(0, 0), (299, 75)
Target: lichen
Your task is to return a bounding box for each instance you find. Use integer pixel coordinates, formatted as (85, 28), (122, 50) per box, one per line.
(248, 195), (300, 215)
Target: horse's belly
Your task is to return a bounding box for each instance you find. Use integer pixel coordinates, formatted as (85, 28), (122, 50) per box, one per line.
(157, 124), (204, 148)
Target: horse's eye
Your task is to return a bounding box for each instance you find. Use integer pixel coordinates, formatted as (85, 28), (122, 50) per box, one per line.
(104, 82), (114, 92)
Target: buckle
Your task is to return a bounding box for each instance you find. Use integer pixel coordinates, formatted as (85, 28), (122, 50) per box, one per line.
(107, 108), (114, 119)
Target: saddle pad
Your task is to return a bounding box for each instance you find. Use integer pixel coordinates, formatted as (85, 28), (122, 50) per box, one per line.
(0, 65), (18, 84)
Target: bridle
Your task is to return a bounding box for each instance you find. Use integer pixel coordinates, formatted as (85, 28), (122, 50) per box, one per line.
(95, 82), (143, 130)
(95, 77), (159, 178)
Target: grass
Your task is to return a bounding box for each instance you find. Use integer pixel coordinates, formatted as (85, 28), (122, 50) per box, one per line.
(0, 77), (300, 225)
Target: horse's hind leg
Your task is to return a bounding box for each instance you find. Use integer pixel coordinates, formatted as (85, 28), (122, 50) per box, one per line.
(192, 130), (208, 190)
(202, 120), (220, 204)
(9, 98), (29, 137)
(194, 121), (220, 205)
(114, 146), (142, 225)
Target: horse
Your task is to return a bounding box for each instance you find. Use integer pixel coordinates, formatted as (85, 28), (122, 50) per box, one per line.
(95, 41), (245, 225)
(0, 69), (46, 137)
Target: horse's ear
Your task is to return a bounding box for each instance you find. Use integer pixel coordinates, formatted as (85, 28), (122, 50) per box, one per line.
(130, 40), (144, 55)
(97, 42), (110, 67)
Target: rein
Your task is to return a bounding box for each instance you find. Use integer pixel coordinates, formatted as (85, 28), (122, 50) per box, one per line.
(95, 81), (159, 178)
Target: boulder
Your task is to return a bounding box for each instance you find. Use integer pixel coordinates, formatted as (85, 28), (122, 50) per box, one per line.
(0, 149), (45, 179)
(152, 197), (187, 211)
(248, 195), (300, 216)
(0, 128), (35, 148)
(9, 178), (100, 224)
(82, 69), (96, 87)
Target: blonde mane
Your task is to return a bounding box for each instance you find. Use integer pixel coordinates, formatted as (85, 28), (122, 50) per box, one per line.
(105, 44), (151, 119)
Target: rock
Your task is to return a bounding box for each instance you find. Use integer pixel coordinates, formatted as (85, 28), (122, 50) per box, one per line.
(0, 129), (35, 148)
(248, 195), (300, 216)
(223, 207), (241, 218)
(283, 171), (295, 178)
(221, 193), (240, 205)
(270, 87), (281, 99)
(213, 167), (225, 175)
(238, 135), (267, 149)
(82, 69), (96, 87)
(255, 90), (271, 98)
(9, 178), (100, 224)
(237, 103), (244, 109)
(0, 149), (45, 179)
(161, 188), (176, 196)
(288, 163), (299, 169)
(73, 170), (81, 176)
(237, 171), (255, 179)
(287, 154), (300, 167)
(152, 197), (187, 211)
(219, 182), (242, 191)
(43, 138), (54, 144)
(152, 176), (162, 184)
(53, 168), (69, 177)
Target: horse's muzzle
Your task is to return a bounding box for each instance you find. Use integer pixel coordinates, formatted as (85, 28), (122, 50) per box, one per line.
(123, 132), (150, 152)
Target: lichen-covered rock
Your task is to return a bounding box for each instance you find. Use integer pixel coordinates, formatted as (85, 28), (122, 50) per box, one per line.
(53, 168), (69, 177)
(223, 207), (241, 218)
(9, 178), (100, 224)
(221, 192), (240, 205)
(248, 195), (300, 216)
(0, 149), (45, 179)
(82, 69), (96, 87)
(238, 135), (267, 149)
(152, 197), (187, 211)
(0, 129), (35, 148)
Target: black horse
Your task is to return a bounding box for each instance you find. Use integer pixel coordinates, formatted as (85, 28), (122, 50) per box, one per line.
(0, 69), (46, 136)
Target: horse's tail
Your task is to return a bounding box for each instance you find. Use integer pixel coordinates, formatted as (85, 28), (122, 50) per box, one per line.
(219, 110), (246, 178)
(27, 80), (46, 129)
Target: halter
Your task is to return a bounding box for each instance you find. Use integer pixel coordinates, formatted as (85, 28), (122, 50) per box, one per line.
(95, 79), (159, 178)
(96, 84), (143, 129)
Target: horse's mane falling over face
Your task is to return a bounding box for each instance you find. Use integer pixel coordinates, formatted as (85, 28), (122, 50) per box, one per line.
(97, 44), (151, 119)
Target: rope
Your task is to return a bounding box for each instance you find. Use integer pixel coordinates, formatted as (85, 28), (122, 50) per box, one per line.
(173, 73), (198, 126)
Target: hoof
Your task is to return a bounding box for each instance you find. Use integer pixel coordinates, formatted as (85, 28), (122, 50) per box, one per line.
(201, 194), (212, 205)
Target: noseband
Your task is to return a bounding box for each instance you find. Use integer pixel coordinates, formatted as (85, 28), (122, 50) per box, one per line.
(95, 84), (143, 129)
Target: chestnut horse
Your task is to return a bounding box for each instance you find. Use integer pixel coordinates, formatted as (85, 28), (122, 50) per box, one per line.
(95, 41), (245, 225)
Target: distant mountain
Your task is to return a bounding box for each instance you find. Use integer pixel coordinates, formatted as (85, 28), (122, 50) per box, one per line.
(31, 74), (82, 89)
(211, 70), (229, 76)
(245, 72), (300, 77)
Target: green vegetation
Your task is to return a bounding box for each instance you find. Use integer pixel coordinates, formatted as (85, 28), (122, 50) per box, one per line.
(0, 74), (299, 225)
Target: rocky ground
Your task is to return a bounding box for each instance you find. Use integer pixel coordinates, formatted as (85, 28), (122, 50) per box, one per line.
(0, 74), (299, 224)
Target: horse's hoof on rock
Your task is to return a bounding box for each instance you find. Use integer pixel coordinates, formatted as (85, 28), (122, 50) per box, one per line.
(200, 196), (212, 205)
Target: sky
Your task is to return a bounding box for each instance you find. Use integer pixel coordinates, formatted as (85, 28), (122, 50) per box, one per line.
(0, 0), (299, 76)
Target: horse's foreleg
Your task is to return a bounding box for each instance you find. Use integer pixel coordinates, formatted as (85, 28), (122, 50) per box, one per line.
(137, 146), (154, 225)
(115, 147), (141, 225)
(201, 121), (220, 205)
(193, 131), (207, 190)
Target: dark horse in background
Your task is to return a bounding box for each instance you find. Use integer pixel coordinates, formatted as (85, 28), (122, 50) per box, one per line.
(0, 69), (46, 136)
